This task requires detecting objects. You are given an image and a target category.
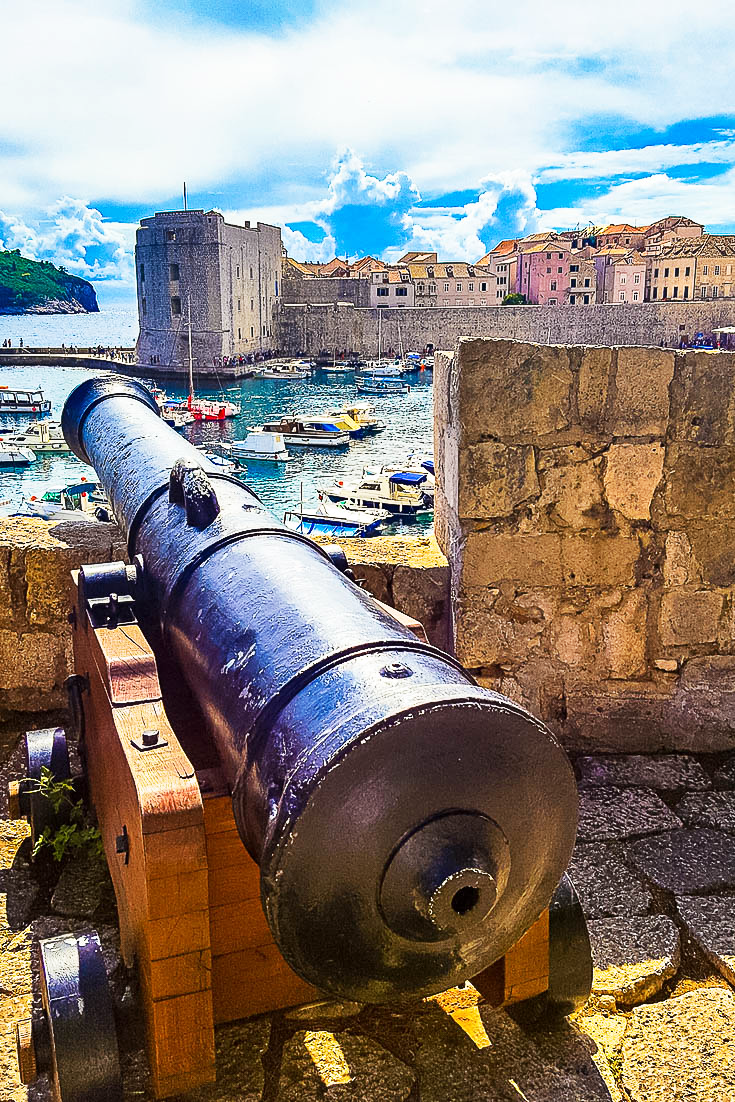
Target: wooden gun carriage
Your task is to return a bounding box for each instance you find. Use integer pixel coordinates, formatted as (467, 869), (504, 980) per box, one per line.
(8, 377), (592, 1101)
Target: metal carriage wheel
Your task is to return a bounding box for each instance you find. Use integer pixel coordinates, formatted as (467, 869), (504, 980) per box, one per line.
(8, 727), (72, 849)
(16, 930), (123, 1102)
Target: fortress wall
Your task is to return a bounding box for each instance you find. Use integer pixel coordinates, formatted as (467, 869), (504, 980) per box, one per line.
(435, 338), (735, 752)
(276, 300), (735, 356)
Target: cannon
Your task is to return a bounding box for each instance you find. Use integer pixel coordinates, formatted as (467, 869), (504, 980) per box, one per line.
(10, 376), (591, 1100)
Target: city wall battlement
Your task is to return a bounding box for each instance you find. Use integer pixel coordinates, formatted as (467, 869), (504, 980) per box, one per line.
(435, 338), (735, 752)
(277, 300), (735, 357)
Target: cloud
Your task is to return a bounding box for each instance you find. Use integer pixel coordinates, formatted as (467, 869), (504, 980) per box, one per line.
(0, 199), (133, 287)
(539, 139), (735, 183)
(281, 225), (336, 263)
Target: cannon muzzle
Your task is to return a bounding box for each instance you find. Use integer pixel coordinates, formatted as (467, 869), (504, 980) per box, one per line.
(62, 376), (578, 1003)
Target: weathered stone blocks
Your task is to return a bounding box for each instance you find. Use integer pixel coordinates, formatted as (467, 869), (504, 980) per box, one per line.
(458, 442), (538, 518)
(659, 589), (724, 646)
(604, 443), (664, 521)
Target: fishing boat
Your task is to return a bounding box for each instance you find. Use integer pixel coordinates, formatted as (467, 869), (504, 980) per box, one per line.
(260, 416), (350, 448)
(0, 387), (51, 414)
(334, 402), (385, 434)
(195, 446), (246, 475)
(0, 443), (35, 466)
(16, 479), (111, 521)
(321, 408), (367, 439)
(254, 361), (311, 380)
(319, 469), (434, 519)
(283, 498), (389, 538)
(0, 420), (70, 453)
(223, 430), (291, 463)
(356, 377), (411, 396)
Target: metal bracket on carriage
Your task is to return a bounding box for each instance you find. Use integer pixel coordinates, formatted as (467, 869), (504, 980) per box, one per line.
(78, 560), (141, 628)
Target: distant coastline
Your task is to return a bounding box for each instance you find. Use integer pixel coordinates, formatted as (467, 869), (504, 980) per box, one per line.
(0, 250), (99, 316)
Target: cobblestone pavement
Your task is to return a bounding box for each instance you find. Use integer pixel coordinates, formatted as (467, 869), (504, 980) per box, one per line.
(2, 740), (735, 1102)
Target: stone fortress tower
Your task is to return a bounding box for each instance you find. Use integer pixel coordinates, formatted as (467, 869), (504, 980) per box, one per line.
(135, 209), (282, 373)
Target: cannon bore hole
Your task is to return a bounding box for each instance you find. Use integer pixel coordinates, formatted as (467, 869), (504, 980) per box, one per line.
(451, 886), (479, 916)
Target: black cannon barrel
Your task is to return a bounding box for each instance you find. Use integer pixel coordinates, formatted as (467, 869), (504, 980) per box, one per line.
(62, 376), (578, 1002)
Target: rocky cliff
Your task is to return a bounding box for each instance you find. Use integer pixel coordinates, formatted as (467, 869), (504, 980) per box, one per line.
(0, 249), (99, 313)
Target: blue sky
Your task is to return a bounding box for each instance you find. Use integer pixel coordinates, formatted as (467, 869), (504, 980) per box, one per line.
(1, 0), (735, 302)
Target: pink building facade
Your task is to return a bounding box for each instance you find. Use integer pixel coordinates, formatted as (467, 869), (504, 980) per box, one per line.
(516, 243), (572, 305)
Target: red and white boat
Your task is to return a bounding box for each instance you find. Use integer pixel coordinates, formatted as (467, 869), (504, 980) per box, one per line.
(177, 299), (241, 421)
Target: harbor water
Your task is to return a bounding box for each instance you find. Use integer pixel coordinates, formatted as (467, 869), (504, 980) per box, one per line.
(0, 308), (434, 533)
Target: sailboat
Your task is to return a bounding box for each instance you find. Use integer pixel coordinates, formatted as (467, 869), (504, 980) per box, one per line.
(360, 309), (403, 377)
(180, 299), (241, 421)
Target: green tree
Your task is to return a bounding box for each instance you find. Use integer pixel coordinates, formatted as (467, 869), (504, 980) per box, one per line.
(502, 292), (527, 305)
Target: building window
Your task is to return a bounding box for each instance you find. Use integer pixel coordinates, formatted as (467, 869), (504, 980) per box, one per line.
(684, 286), (689, 299)
(654, 268), (659, 278)
(444, 283), (450, 292)
(549, 298), (557, 305)
(664, 268), (669, 277)
(584, 278), (590, 287)
(262, 324), (266, 335)
(570, 278), (577, 287)
(468, 282), (474, 291)
(456, 282), (462, 291)
(166, 230), (176, 241)
(570, 264), (579, 272)
(418, 283), (425, 295)
(238, 328), (241, 339)
(455, 299), (462, 305)
(715, 265), (721, 276)
(395, 287), (408, 297)
(663, 287), (668, 299)
(139, 264), (145, 283)
(275, 279), (278, 296)
(713, 285), (719, 298)
(480, 282), (486, 291)
(621, 275), (627, 284)
(702, 265), (708, 275)
(619, 292), (625, 302)
(546, 267), (551, 274)
(429, 283), (436, 293)
(584, 294), (590, 304)
(236, 265), (240, 278)
(653, 287), (658, 299)
(685, 266), (691, 276)
(570, 295), (576, 304)
(550, 280), (557, 291)
(557, 267), (562, 274)
(702, 286), (708, 297)
(443, 298), (449, 305)
(251, 298), (254, 310)
(250, 267), (254, 278)
(673, 287), (678, 298)
(250, 326), (254, 337)
(547, 252), (552, 259)
(141, 297), (146, 315)
(558, 253), (563, 259)
(633, 291), (639, 301)
(674, 267), (679, 277)
(170, 296), (181, 316)
(480, 299), (487, 305)
(377, 288), (389, 297)
(469, 299), (474, 305)
(634, 274), (640, 283)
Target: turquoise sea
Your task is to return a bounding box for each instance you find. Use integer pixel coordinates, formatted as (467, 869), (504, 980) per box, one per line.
(0, 307), (434, 533)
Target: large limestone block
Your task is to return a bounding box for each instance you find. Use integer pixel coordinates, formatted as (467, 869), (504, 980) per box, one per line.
(0, 628), (65, 693)
(560, 535), (640, 586)
(621, 988), (735, 1102)
(602, 589), (647, 679)
(562, 678), (678, 753)
(687, 520), (735, 586)
(578, 346), (613, 432)
(604, 443), (664, 521)
(458, 442), (539, 518)
(456, 339), (573, 443)
(659, 588), (724, 646)
(607, 347), (674, 436)
(669, 349), (735, 446)
(535, 446), (607, 530)
(663, 530), (699, 586)
(455, 586), (550, 668)
(461, 531), (563, 587)
(589, 915), (680, 1006)
(665, 444), (735, 519)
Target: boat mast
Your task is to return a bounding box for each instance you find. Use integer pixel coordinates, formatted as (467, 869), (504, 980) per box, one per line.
(187, 296), (194, 405)
(378, 306), (382, 362)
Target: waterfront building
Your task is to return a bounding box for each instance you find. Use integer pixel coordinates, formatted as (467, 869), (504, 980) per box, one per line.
(515, 238), (578, 305)
(595, 224), (648, 251)
(370, 268), (415, 307)
(476, 241), (519, 301)
(135, 209), (282, 369)
(646, 235), (735, 302)
(644, 216), (704, 255)
(594, 249), (646, 303)
(406, 261), (496, 307)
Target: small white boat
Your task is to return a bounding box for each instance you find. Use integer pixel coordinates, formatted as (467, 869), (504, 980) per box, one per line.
(254, 361), (310, 380)
(260, 416), (350, 449)
(284, 498), (389, 538)
(195, 447), (246, 475)
(18, 479), (111, 520)
(225, 430), (291, 463)
(361, 359), (405, 377)
(0, 444), (35, 466)
(320, 469), (433, 519)
(356, 377), (411, 396)
(0, 420), (70, 453)
(0, 386), (51, 414)
(163, 407), (195, 430)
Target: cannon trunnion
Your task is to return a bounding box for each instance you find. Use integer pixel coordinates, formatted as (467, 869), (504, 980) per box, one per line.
(9, 376), (592, 1100)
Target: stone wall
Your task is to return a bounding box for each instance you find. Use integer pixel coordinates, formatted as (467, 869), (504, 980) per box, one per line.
(280, 272), (372, 307)
(0, 518), (127, 716)
(435, 338), (735, 753)
(276, 300), (735, 357)
(0, 520), (448, 718)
